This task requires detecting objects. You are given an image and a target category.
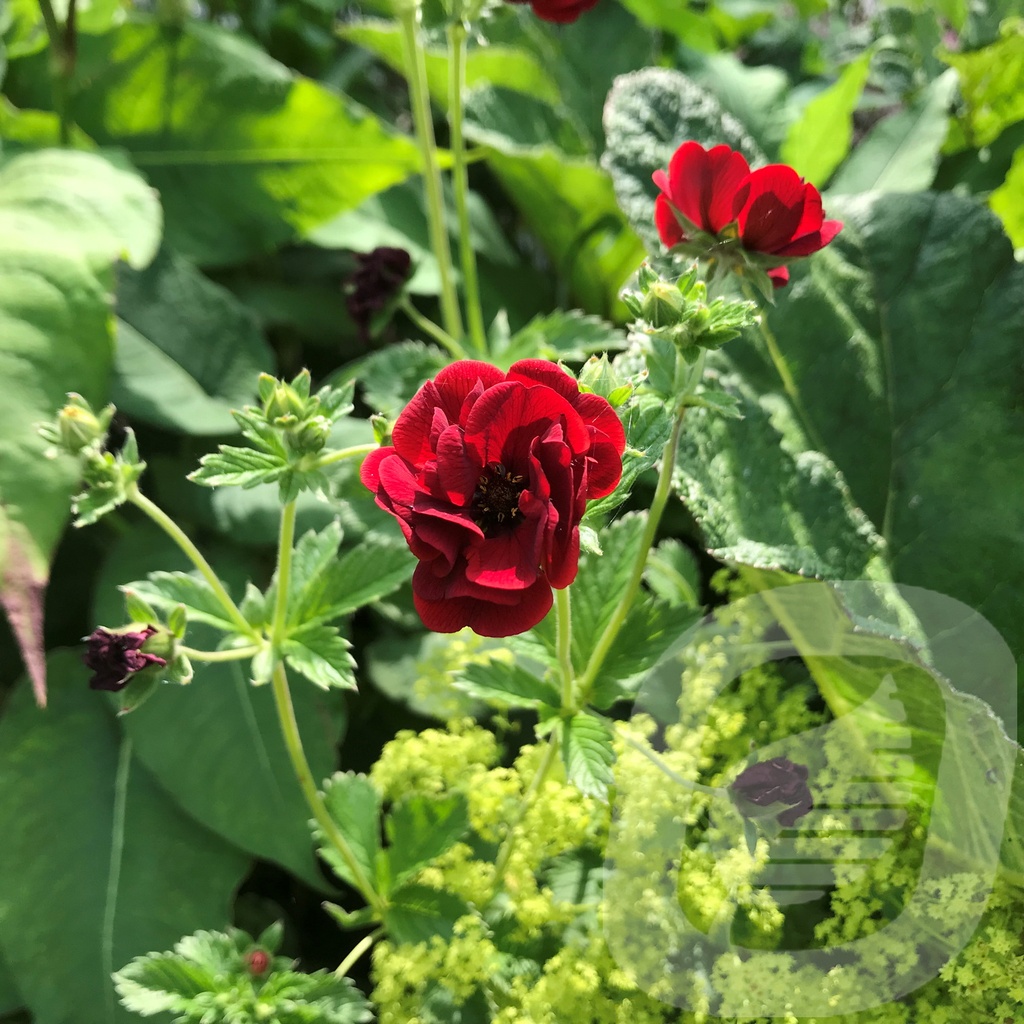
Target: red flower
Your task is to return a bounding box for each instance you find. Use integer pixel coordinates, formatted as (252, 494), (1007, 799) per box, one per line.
(507, 0), (600, 25)
(653, 141), (843, 287)
(83, 626), (167, 692)
(730, 756), (814, 827)
(361, 360), (625, 637)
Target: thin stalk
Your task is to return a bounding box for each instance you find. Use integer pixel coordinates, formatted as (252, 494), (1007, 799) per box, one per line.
(272, 662), (386, 915)
(128, 488), (255, 638)
(398, 5), (463, 341)
(447, 20), (487, 354)
(179, 644), (263, 663)
(315, 442), (380, 470)
(617, 726), (727, 798)
(271, 500), (297, 647)
(37, 0), (75, 145)
(335, 928), (382, 979)
(555, 586), (574, 709)
(492, 733), (561, 884)
(399, 297), (468, 360)
(743, 283), (829, 454)
(575, 409), (687, 701)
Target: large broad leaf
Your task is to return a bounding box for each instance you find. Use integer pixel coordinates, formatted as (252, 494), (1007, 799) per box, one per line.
(0, 952), (21, 1016)
(9, 19), (422, 266)
(601, 66), (762, 252)
(989, 145), (1024, 248)
(727, 192), (1024, 694)
(0, 651), (250, 1024)
(113, 248), (274, 435)
(94, 526), (345, 888)
(828, 70), (958, 195)
(0, 148), (161, 705)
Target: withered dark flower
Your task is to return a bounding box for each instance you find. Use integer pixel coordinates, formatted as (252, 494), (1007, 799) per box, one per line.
(730, 756), (813, 827)
(83, 626), (167, 692)
(345, 246), (412, 340)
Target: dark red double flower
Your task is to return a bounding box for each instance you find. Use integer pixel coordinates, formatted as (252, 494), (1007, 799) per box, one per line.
(653, 141), (843, 287)
(361, 360), (625, 637)
(507, 0), (600, 25)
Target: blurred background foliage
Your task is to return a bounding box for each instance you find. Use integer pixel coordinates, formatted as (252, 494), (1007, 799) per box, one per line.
(0, 0), (1023, 1020)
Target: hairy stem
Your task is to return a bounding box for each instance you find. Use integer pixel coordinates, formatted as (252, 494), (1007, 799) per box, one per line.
(271, 500), (297, 648)
(128, 488), (255, 638)
(335, 929), (382, 979)
(398, 5), (463, 341)
(180, 644), (263, 663)
(272, 662), (385, 914)
(448, 20), (487, 354)
(555, 586), (575, 709)
(399, 297), (468, 360)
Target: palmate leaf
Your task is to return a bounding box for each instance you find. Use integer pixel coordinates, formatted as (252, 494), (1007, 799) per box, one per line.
(124, 571), (241, 635)
(493, 309), (629, 368)
(562, 713), (615, 800)
(385, 793), (469, 891)
(282, 625), (356, 691)
(319, 773), (382, 892)
(454, 660), (560, 710)
(382, 885), (471, 947)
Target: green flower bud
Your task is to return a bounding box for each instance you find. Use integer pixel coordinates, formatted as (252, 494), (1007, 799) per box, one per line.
(263, 382), (308, 425)
(641, 281), (687, 330)
(53, 394), (113, 454)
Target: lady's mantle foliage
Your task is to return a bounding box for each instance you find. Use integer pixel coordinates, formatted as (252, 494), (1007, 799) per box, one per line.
(361, 360), (625, 637)
(654, 141), (843, 287)
(507, 0), (600, 24)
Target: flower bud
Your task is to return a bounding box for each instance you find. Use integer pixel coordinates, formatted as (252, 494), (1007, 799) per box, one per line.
(729, 756), (813, 827)
(52, 394), (113, 455)
(83, 624), (170, 693)
(641, 281), (687, 330)
(263, 382), (308, 425)
(246, 950), (271, 976)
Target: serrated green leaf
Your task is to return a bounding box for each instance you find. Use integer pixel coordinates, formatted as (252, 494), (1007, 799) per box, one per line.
(562, 713), (615, 799)
(125, 571), (241, 634)
(385, 793), (469, 892)
(602, 67), (762, 252)
(334, 341), (448, 420)
(320, 773), (382, 891)
(455, 660), (560, 709)
(989, 143), (1024, 248)
(644, 539), (701, 610)
(684, 387), (744, 419)
(121, 588), (159, 624)
(281, 521), (344, 624)
(780, 50), (873, 187)
(283, 625), (356, 691)
(382, 885), (471, 947)
(583, 397), (673, 523)
(495, 309), (628, 367)
(190, 446), (289, 490)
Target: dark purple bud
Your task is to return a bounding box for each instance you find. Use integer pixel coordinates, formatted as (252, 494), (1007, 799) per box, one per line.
(730, 756), (813, 827)
(345, 247), (412, 340)
(246, 950), (271, 975)
(83, 626), (167, 692)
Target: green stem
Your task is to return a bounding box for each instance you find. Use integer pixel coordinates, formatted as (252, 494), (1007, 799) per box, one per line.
(128, 488), (255, 638)
(743, 283), (829, 454)
(314, 442), (379, 470)
(492, 732), (561, 884)
(555, 586), (574, 709)
(398, 4), (463, 342)
(272, 662), (386, 915)
(616, 725), (727, 798)
(271, 500), (297, 647)
(447, 20), (487, 354)
(335, 928), (382, 979)
(180, 644), (263, 663)
(575, 408), (687, 701)
(37, 0), (76, 145)
(399, 297), (468, 360)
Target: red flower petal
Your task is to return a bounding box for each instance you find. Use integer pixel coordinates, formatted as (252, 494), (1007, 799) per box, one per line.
(413, 567), (553, 636)
(767, 265), (790, 288)
(506, 359), (579, 402)
(704, 144), (752, 232)
(663, 141), (713, 232)
(775, 217), (844, 257)
(734, 164), (807, 254)
(654, 193), (685, 248)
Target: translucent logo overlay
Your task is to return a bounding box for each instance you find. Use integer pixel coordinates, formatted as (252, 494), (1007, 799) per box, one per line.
(604, 581), (1017, 1017)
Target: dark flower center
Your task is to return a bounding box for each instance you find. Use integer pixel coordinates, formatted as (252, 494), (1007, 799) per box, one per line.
(473, 462), (525, 534)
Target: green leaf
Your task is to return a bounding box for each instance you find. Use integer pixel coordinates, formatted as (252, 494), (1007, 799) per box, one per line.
(495, 309), (628, 367)
(829, 70), (958, 194)
(644, 538), (701, 609)
(0, 147), (160, 704)
(342, 20), (560, 108)
(22, 20), (422, 266)
(617, 0), (719, 47)
(0, 652), (249, 1024)
(780, 50), (873, 187)
(455, 660), (560, 709)
(386, 793), (469, 892)
(0, 148), (161, 269)
(336, 340), (448, 420)
(602, 67), (762, 252)
(283, 625), (357, 691)
(562, 713), (615, 799)
(113, 248), (273, 435)
(674, 367), (886, 581)
(95, 527), (344, 888)
(730, 191), (1024, 693)
(583, 395), (673, 523)
(125, 571), (240, 634)
(0, 951), (22, 1016)
(989, 143), (1024, 249)
(320, 773), (383, 892)
(115, 927), (372, 1023)
(941, 18), (1024, 150)
(382, 885), (471, 946)
(282, 521), (344, 621)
